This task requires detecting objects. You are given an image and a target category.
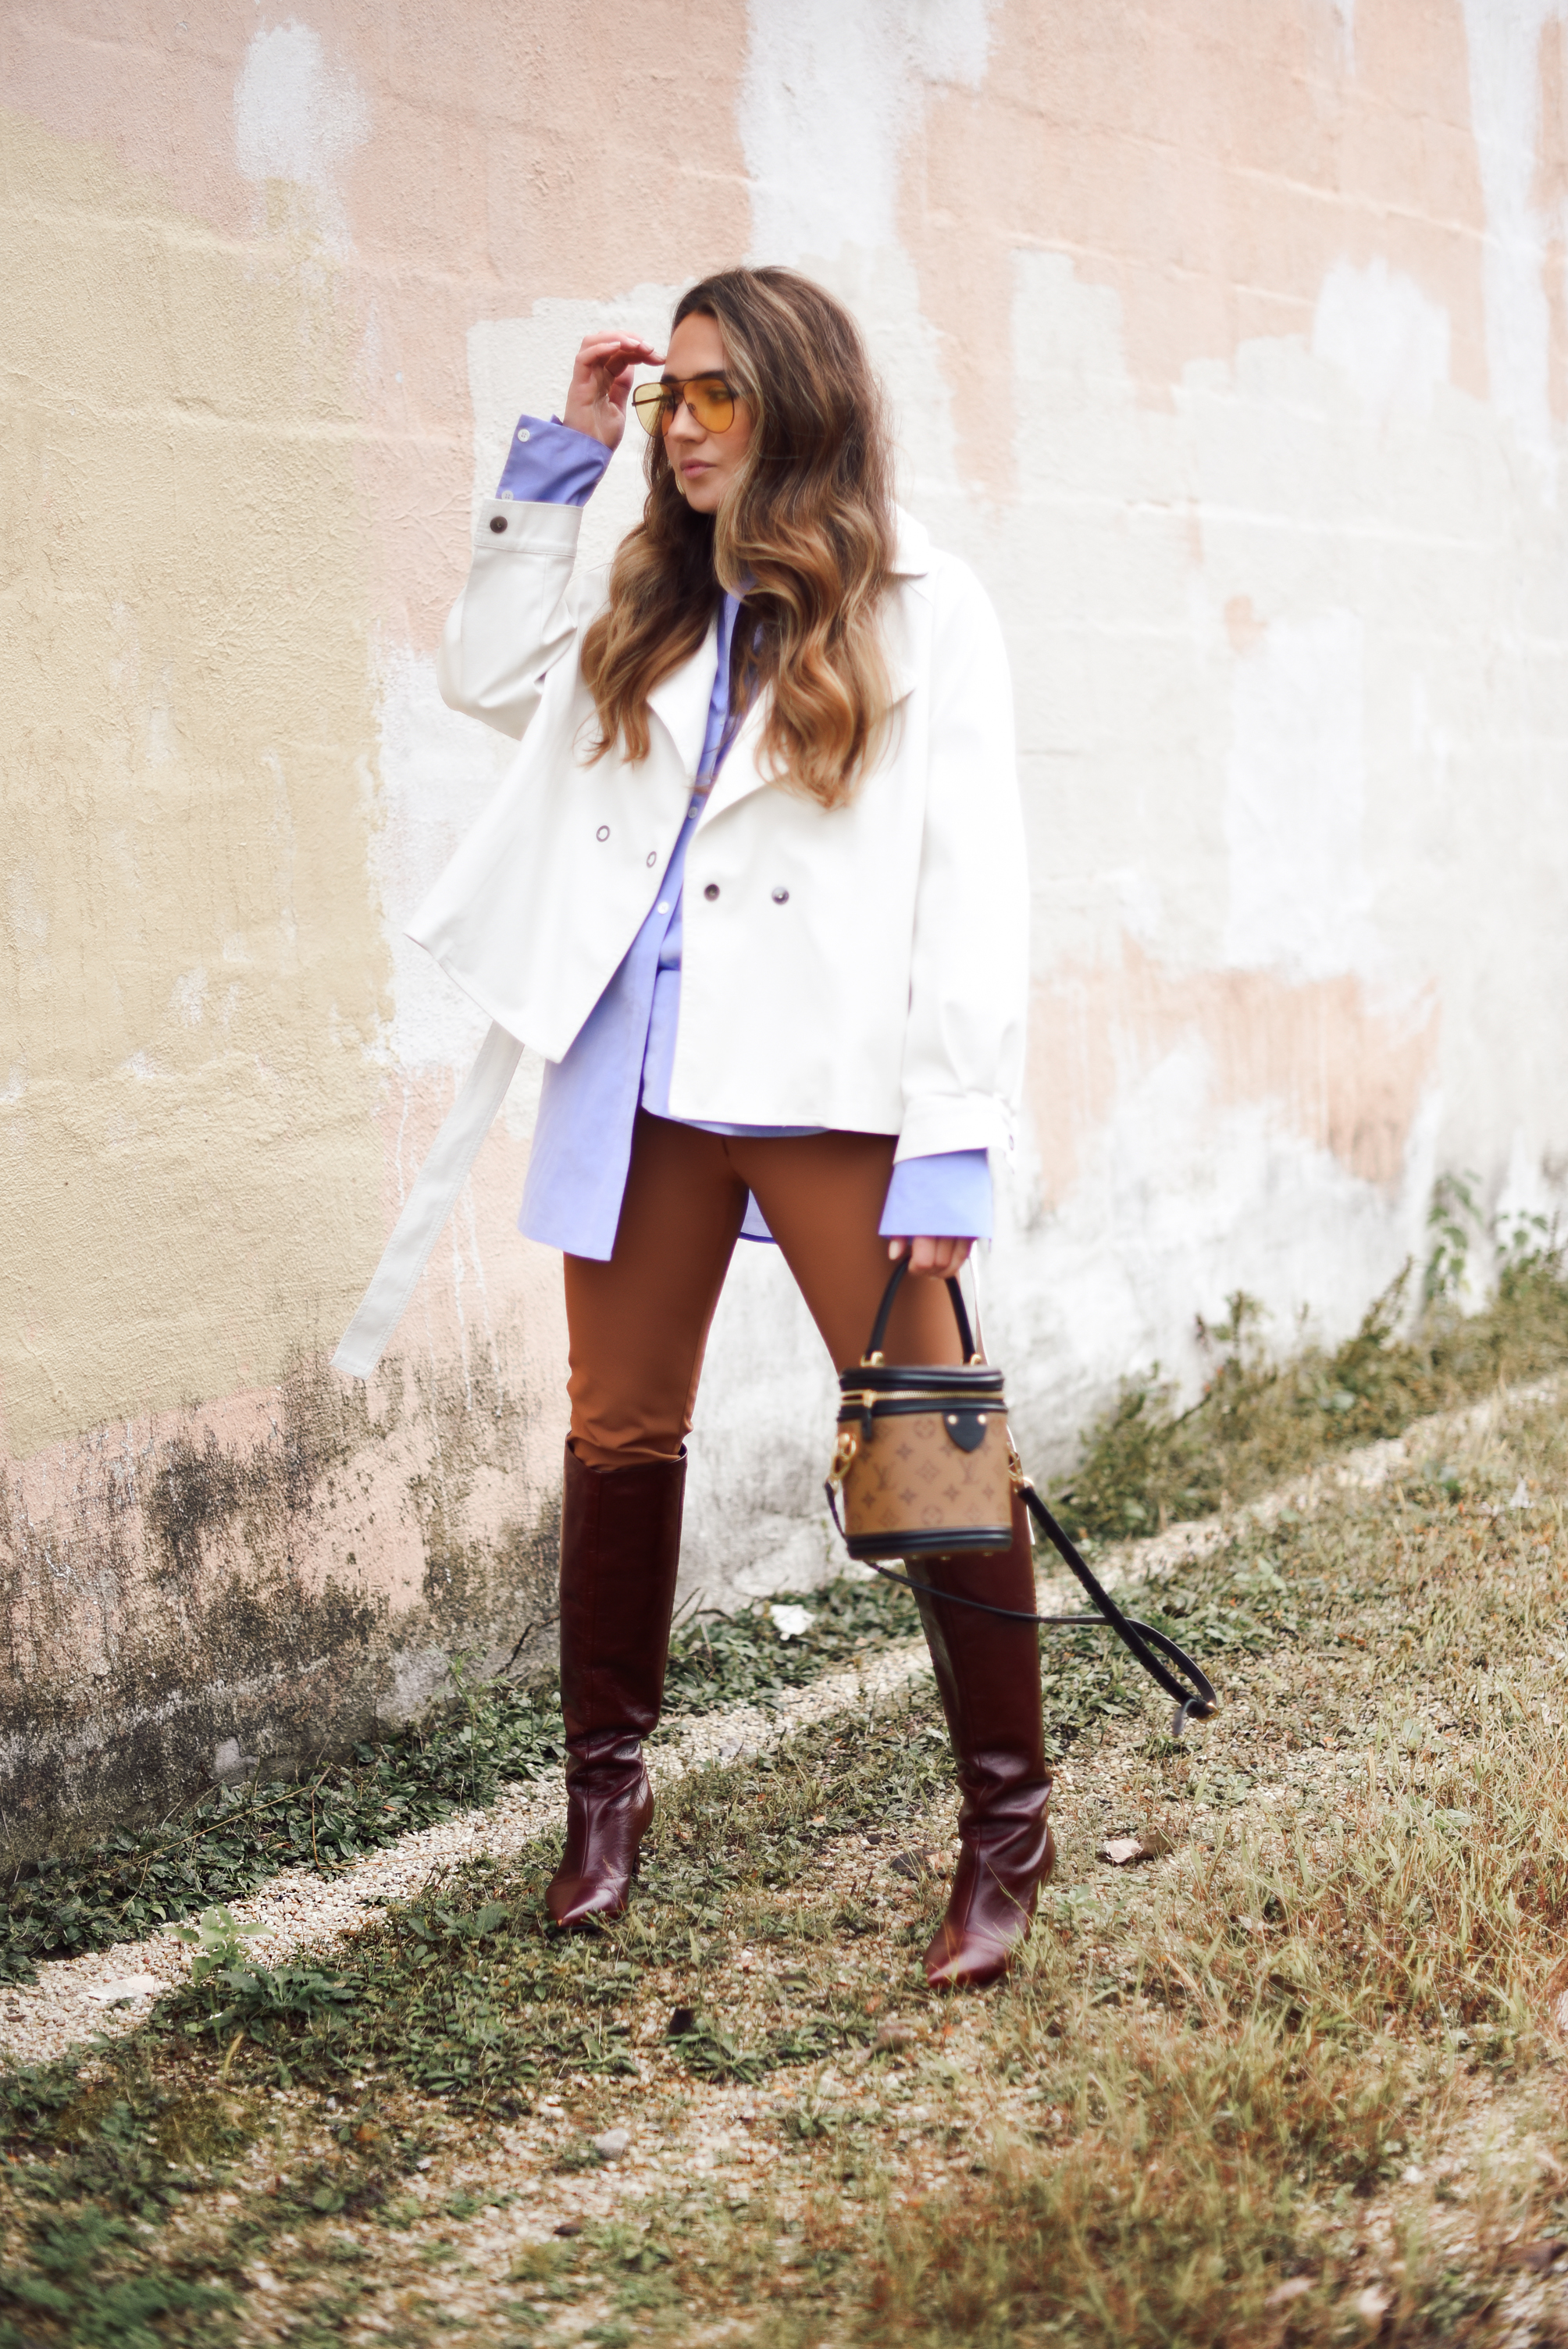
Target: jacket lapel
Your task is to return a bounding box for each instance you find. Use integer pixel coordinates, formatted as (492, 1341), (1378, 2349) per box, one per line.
(646, 615), (719, 778)
(697, 509), (929, 829)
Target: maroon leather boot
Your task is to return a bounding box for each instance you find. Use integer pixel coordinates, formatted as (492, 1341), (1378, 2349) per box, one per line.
(546, 1442), (686, 1929)
(913, 1494), (1054, 1990)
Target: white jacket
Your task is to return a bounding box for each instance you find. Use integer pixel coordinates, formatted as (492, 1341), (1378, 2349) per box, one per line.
(333, 495), (1028, 1377)
(413, 495), (1028, 1160)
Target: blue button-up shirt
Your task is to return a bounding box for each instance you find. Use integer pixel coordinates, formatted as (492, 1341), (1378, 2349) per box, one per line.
(491, 415), (992, 1260)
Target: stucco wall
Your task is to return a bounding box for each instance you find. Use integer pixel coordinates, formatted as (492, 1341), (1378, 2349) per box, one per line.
(5, 1), (1566, 1853)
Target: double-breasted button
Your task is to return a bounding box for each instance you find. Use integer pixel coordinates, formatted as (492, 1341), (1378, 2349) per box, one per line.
(596, 825), (610, 841)
(489, 515), (508, 533)
(771, 886), (789, 904)
(703, 882), (720, 901)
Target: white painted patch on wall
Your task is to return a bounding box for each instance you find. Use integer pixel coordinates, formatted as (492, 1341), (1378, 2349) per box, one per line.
(169, 966), (206, 1027)
(233, 20), (369, 246)
(1312, 258), (1450, 426)
(371, 643), (512, 1074)
(996, 1037), (1433, 1439)
(466, 292), (680, 567)
(1459, 0), (1566, 462)
(1223, 609), (1376, 984)
(739, 0), (992, 265)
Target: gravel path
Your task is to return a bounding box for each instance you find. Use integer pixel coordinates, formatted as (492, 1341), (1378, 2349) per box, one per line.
(3, 1376), (1548, 2076)
(0, 1638), (939, 2071)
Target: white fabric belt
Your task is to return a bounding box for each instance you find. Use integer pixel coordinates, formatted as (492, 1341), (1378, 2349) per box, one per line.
(332, 1021), (524, 1379)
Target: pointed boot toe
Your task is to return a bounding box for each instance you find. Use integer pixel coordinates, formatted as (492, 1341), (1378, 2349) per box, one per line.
(924, 1821), (1055, 1991)
(545, 1750), (654, 1928)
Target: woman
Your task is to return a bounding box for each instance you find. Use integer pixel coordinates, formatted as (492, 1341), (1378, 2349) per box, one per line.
(339, 268), (1051, 1990)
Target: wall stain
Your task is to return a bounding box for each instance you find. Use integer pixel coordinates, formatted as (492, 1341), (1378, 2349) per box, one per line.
(0, 1354), (561, 1866)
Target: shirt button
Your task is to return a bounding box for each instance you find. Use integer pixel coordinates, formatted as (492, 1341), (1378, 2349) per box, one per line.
(489, 515), (508, 533)
(517, 426), (531, 442)
(703, 882), (720, 901)
(596, 825), (610, 841)
(655, 903), (669, 916)
(772, 886), (789, 904)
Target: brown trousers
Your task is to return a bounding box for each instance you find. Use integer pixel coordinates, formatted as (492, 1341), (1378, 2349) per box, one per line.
(565, 1111), (966, 1468)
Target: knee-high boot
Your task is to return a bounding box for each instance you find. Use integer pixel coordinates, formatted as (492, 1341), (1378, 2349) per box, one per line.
(914, 1495), (1054, 1990)
(546, 1442), (686, 1929)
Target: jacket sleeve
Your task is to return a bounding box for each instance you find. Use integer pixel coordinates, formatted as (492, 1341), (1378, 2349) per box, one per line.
(895, 557), (1029, 1164)
(435, 495), (602, 742)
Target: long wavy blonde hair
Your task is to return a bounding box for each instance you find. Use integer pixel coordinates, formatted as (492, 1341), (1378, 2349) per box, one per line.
(579, 268), (897, 810)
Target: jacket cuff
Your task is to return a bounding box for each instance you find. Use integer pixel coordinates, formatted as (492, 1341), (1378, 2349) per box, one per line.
(893, 1093), (1014, 1163)
(471, 497), (584, 555)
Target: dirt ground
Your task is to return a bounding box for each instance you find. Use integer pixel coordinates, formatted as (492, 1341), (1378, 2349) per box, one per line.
(2, 1385), (1566, 2347)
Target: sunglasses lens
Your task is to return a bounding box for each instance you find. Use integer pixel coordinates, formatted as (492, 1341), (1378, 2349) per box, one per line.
(688, 380), (735, 432)
(631, 383), (666, 436)
(634, 379), (736, 437)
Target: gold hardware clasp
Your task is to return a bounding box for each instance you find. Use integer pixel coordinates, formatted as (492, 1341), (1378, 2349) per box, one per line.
(828, 1428), (859, 1490)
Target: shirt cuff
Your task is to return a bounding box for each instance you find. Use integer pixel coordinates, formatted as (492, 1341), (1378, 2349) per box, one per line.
(495, 414), (612, 506)
(878, 1149), (992, 1241)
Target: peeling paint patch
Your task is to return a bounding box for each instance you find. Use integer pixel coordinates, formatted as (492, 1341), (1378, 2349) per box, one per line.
(1028, 940), (1439, 1211)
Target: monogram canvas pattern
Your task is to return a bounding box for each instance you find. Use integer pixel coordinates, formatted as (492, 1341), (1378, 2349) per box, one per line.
(842, 1410), (1013, 1544)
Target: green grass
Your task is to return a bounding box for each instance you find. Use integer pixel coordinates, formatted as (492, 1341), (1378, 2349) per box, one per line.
(0, 1575), (928, 1987)
(0, 1669), (562, 1984)
(1052, 1205), (1568, 1540)
(5, 1207), (1568, 2345)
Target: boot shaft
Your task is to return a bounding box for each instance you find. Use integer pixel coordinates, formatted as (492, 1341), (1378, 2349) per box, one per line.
(558, 1442), (687, 1748)
(913, 1494), (1049, 1800)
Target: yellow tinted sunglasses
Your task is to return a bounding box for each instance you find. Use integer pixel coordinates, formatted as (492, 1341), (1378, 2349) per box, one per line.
(631, 376), (739, 437)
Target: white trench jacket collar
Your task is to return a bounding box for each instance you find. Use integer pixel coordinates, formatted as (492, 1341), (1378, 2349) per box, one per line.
(333, 497), (1028, 1377)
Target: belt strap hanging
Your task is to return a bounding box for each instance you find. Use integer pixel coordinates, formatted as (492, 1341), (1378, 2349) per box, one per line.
(332, 1021), (522, 1379)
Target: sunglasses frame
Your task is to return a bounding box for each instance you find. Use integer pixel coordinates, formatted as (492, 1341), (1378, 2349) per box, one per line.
(631, 375), (740, 437)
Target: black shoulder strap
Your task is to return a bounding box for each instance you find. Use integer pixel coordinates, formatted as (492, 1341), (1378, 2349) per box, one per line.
(825, 1476), (1217, 1738)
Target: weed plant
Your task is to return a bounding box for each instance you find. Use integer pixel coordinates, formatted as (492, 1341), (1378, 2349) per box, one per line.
(1053, 1197), (1568, 1540)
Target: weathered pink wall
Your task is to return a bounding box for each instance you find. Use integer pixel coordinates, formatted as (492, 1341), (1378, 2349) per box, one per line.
(5, 0), (1568, 1850)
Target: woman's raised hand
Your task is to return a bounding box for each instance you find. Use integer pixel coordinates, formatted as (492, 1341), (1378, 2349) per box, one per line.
(562, 331), (664, 451)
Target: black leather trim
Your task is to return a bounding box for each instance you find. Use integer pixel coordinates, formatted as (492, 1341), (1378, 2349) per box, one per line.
(837, 1397), (1002, 1426)
(839, 1363), (1003, 1398)
(846, 1526), (1014, 1560)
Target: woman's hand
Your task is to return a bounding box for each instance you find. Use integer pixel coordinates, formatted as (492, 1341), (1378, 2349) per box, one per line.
(887, 1235), (973, 1278)
(561, 332), (665, 451)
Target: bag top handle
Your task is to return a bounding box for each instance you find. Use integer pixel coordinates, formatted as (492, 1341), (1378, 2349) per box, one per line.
(861, 1256), (978, 1367)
